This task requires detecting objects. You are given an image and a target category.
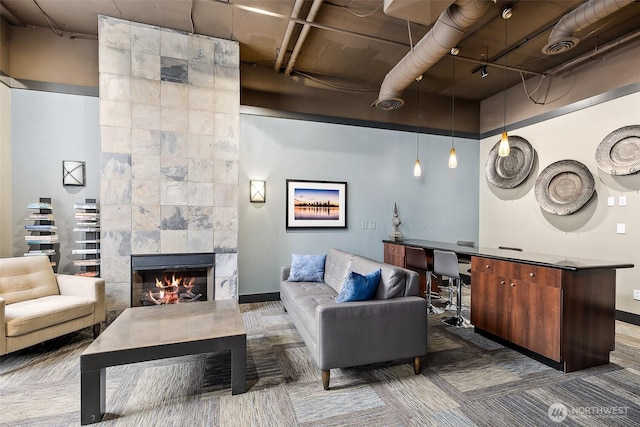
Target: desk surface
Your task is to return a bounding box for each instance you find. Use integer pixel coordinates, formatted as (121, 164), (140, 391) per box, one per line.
(385, 239), (634, 271)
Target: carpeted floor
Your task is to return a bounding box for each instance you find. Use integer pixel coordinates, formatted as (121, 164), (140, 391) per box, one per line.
(1, 300), (639, 426)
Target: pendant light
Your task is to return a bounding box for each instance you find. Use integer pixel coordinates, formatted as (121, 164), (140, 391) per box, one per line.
(413, 75), (422, 177)
(448, 52), (458, 169)
(498, 8), (512, 157)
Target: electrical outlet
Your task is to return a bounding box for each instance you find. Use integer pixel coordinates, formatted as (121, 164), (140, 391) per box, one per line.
(362, 221), (368, 230)
(370, 221), (376, 230)
(634, 290), (640, 301)
(619, 196), (627, 206)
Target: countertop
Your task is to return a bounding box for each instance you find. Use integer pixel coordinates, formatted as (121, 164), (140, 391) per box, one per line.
(384, 239), (635, 271)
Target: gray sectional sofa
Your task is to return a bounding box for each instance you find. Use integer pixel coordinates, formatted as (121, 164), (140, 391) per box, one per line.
(280, 248), (427, 389)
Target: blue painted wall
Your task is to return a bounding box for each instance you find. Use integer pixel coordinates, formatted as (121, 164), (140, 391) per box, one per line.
(238, 113), (480, 295)
(9, 89), (480, 294)
(11, 89), (100, 272)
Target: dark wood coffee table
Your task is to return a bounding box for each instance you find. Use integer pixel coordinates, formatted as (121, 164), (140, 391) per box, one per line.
(80, 300), (246, 425)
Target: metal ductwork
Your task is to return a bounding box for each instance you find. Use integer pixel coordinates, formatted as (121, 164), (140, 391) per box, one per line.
(542, 0), (635, 55)
(374, 0), (490, 110)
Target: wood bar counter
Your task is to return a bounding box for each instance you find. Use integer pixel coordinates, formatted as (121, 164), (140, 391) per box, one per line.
(383, 239), (634, 373)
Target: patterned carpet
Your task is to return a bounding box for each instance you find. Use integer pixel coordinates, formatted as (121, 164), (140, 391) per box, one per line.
(1, 300), (639, 426)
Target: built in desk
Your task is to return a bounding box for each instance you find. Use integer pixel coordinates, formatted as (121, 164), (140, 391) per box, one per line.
(383, 239), (634, 373)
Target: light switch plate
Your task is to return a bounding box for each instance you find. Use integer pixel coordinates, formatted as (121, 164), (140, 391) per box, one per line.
(619, 196), (627, 206)
(607, 197), (615, 207)
(617, 223), (626, 234)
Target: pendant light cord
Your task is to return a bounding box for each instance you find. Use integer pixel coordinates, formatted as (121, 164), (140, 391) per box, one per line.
(451, 58), (455, 146)
(503, 17), (508, 132)
(416, 77), (420, 158)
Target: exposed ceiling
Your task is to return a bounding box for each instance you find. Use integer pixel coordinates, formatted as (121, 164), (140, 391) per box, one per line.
(2, 0), (640, 106)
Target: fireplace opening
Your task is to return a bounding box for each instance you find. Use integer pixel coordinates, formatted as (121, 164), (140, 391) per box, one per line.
(131, 253), (214, 307)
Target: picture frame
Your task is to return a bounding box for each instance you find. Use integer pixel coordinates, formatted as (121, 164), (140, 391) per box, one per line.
(286, 179), (347, 230)
(62, 160), (86, 186)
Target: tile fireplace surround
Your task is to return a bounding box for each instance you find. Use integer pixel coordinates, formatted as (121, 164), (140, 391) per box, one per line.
(98, 15), (239, 315)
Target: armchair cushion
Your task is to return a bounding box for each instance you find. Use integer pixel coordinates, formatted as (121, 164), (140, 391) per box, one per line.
(5, 295), (94, 337)
(0, 256), (59, 304)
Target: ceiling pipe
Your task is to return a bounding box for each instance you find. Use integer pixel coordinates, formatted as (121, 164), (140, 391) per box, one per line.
(545, 27), (640, 76)
(284, 0), (324, 76)
(274, 0), (305, 73)
(374, 0), (491, 110)
(0, 0), (26, 26)
(542, 0), (635, 55)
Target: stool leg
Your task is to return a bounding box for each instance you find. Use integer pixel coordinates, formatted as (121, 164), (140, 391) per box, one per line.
(442, 278), (472, 328)
(427, 272), (443, 314)
(443, 278), (455, 311)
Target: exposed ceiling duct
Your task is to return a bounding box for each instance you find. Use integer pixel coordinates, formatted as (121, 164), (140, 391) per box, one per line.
(274, 0), (305, 73)
(374, 0), (490, 111)
(542, 0), (636, 55)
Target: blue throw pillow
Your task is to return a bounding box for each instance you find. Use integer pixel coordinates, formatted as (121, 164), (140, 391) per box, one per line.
(335, 269), (381, 303)
(287, 254), (326, 282)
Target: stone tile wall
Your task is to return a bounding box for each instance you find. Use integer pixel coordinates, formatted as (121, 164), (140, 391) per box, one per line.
(98, 16), (239, 312)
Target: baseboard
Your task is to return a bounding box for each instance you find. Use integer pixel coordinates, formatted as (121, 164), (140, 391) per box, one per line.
(474, 328), (564, 372)
(239, 292), (280, 304)
(615, 310), (640, 326)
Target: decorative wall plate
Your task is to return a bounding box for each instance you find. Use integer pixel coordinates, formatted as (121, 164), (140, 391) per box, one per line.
(534, 160), (595, 216)
(486, 136), (534, 189)
(595, 125), (640, 175)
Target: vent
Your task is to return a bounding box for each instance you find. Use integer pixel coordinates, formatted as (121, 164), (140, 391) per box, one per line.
(374, 0), (490, 111)
(542, 37), (579, 55)
(374, 98), (405, 110)
(542, 0), (634, 56)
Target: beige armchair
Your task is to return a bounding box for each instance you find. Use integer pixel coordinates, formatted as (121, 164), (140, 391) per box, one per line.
(0, 256), (105, 357)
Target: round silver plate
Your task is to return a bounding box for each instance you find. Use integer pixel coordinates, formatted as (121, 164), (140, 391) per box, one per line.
(534, 160), (595, 216)
(595, 125), (640, 176)
(486, 135), (534, 189)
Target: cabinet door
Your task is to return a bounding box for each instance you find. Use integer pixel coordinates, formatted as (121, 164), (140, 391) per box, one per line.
(384, 243), (405, 267)
(508, 279), (561, 361)
(471, 271), (509, 339)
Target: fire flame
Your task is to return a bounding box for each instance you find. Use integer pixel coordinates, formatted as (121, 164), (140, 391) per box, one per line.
(146, 273), (201, 305)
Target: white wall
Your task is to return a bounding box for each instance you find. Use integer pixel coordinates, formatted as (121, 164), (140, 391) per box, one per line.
(479, 91), (640, 314)
(239, 113), (480, 295)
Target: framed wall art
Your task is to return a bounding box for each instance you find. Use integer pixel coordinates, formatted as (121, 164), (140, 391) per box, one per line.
(286, 179), (347, 230)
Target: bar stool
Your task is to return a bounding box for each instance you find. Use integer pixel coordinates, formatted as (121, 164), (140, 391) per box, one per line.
(405, 246), (443, 314)
(456, 240), (474, 281)
(433, 249), (472, 327)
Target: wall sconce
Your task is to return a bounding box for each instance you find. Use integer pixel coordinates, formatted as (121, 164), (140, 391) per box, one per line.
(250, 180), (266, 203)
(62, 160), (85, 186)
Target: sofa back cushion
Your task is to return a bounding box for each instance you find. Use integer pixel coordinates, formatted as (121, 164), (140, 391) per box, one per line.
(323, 249), (354, 293)
(351, 256), (406, 300)
(0, 256), (59, 305)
